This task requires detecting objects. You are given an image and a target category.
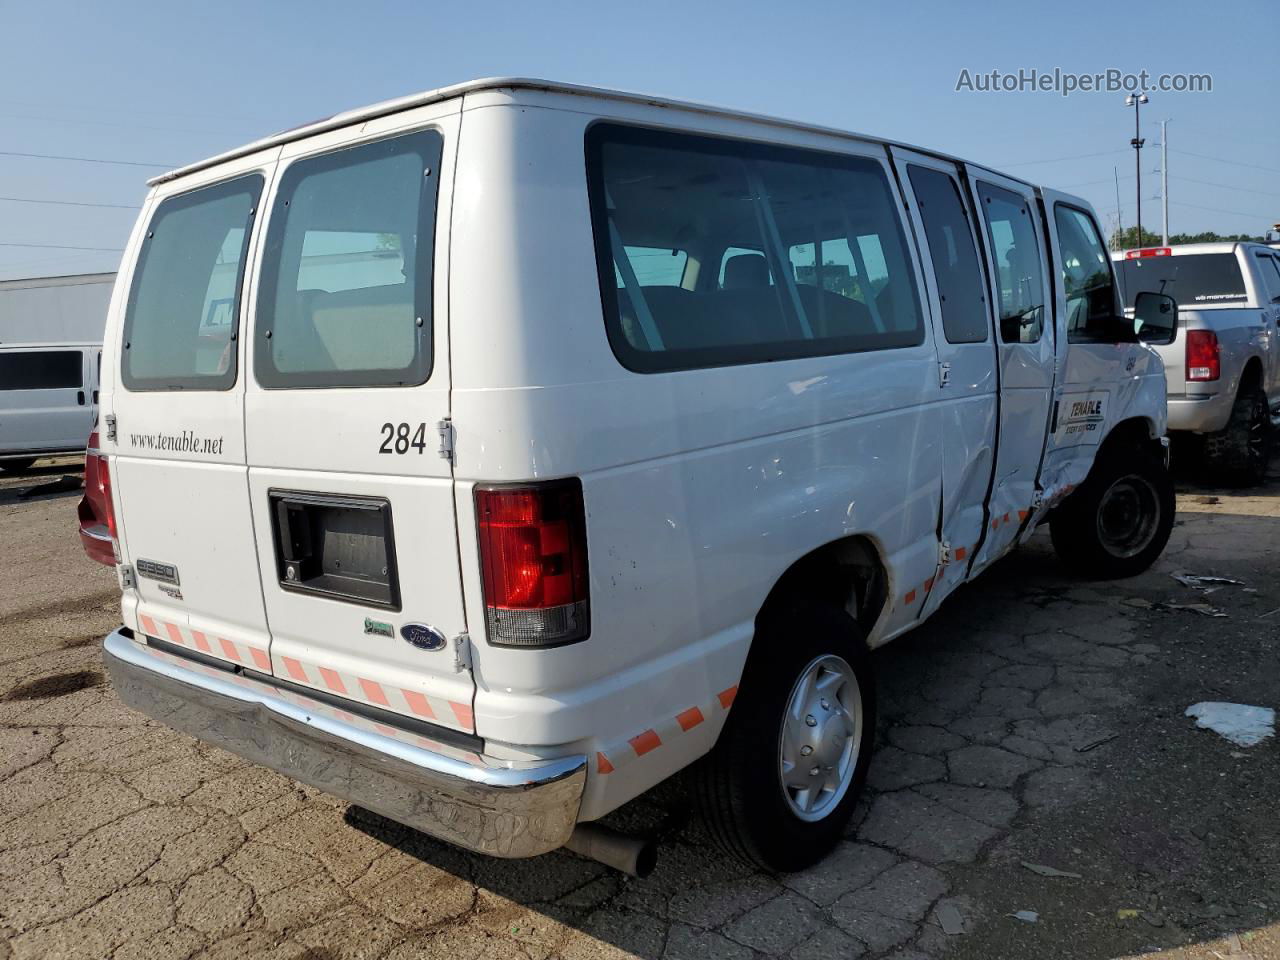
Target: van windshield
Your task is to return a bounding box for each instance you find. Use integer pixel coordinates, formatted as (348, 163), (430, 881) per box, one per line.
(122, 175), (262, 391)
(1117, 253), (1247, 307)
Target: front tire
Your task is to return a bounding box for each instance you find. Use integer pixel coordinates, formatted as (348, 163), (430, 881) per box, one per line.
(1203, 385), (1270, 486)
(693, 606), (875, 872)
(1050, 446), (1175, 579)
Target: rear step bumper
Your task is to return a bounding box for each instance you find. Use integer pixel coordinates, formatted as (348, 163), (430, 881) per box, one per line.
(103, 628), (587, 858)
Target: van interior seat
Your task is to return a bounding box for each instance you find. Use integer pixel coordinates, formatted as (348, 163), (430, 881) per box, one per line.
(275, 283), (415, 372)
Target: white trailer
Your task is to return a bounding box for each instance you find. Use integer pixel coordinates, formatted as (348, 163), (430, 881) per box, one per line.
(0, 272), (114, 346)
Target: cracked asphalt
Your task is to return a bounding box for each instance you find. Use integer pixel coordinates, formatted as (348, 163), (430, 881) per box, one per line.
(1, 457), (1277, 960)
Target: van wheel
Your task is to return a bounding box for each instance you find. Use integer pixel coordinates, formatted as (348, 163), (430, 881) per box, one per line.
(0, 458), (36, 475)
(693, 606), (874, 872)
(1203, 386), (1270, 486)
(1050, 446), (1174, 579)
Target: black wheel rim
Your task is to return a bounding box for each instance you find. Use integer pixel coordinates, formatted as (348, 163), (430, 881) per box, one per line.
(1248, 394), (1271, 477)
(1096, 473), (1161, 559)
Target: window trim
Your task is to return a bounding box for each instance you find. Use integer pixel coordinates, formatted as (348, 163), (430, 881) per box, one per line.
(905, 163), (990, 345)
(121, 173), (264, 393)
(584, 121), (926, 375)
(1053, 201), (1124, 344)
(253, 128), (443, 391)
(976, 180), (1047, 346)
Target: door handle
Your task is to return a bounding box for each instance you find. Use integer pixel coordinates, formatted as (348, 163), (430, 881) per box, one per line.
(76, 391), (85, 406)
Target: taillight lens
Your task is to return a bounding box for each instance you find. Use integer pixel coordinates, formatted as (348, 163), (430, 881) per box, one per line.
(475, 479), (589, 647)
(1186, 329), (1220, 382)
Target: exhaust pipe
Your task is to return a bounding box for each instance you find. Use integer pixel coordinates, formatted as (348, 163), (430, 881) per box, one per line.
(564, 822), (658, 878)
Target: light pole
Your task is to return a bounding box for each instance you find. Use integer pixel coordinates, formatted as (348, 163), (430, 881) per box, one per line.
(1126, 93), (1149, 243)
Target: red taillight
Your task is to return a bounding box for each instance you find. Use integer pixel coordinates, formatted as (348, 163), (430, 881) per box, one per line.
(1125, 247), (1172, 259)
(1186, 329), (1220, 382)
(99, 456), (118, 543)
(475, 479), (589, 647)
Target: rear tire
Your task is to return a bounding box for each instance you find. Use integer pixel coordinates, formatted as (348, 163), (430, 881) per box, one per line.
(1203, 385), (1270, 487)
(1050, 446), (1175, 579)
(0, 458), (36, 475)
(693, 605), (875, 872)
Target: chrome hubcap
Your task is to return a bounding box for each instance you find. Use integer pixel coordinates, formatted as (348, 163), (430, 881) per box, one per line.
(1097, 473), (1160, 558)
(779, 654), (862, 822)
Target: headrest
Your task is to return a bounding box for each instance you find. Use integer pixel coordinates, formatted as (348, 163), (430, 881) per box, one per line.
(722, 254), (770, 289)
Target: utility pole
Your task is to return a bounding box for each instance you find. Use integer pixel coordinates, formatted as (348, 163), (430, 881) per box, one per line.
(1113, 167), (1123, 249)
(1159, 118), (1170, 245)
(1126, 93), (1149, 242)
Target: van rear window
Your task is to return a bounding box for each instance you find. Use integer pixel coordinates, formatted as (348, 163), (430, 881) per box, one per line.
(0, 351), (82, 390)
(255, 130), (442, 389)
(122, 175), (262, 391)
(586, 124), (924, 373)
(1117, 253), (1246, 306)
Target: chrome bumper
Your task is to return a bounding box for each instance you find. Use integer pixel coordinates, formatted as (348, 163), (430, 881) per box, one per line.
(103, 629), (586, 858)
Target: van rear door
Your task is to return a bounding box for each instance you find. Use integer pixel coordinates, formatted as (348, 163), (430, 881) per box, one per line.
(110, 148), (277, 670)
(242, 104), (475, 734)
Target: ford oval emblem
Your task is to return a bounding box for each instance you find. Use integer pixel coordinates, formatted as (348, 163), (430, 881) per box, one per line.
(400, 623), (447, 651)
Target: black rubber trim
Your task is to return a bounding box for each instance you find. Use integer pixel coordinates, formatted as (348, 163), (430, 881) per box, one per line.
(142, 634), (484, 753)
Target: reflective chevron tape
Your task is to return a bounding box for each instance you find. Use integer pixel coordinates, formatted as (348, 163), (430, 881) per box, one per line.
(595, 685), (738, 775)
(135, 613), (474, 734)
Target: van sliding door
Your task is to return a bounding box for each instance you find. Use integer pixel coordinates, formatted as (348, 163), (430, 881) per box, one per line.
(889, 148), (999, 614)
(967, 170), (1057, 573)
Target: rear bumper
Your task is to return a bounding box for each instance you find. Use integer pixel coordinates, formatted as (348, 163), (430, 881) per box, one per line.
(1167, 392), (1233, 434)
(102, 629), (587, 857)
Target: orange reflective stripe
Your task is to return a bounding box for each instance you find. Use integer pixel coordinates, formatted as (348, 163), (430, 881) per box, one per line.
(676, 706), (705, 731)
(597, 751), (616, 774)
(358, 677), (390, 707)
(402, 689), (435, 719)
(717, 686), (738, 709)
(217, 637), (242, 663)
(904, 589), (917, 605)
(629, 729), (661, 756)
(249, 647), (271, 672)
(318, 667), (347, 695)
(282, 657), (309, 684)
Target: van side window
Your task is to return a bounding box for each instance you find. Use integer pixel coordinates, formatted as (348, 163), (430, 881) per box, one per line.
(122, 175), (262, 391)
(905, 166), (988, 344)
(586, 124), (924, 373)
(976, 183), (1045, 344)
(1054, 205), (1120, 342)
(255, 130), (443, 389)
(0, 351), (82, 390)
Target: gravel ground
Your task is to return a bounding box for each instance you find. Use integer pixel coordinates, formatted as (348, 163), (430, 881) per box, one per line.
(0, 455), (1276, 960)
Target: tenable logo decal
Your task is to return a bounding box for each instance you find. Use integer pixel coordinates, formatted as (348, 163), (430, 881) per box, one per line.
(363, 618), (394, 638)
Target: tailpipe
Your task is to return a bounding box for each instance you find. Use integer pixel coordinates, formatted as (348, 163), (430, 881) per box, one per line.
(564, 822), (658, 878)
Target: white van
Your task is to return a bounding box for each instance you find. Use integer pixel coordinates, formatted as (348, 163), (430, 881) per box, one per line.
(0, 342), (100, 472)
(99, 78), (1179, 874)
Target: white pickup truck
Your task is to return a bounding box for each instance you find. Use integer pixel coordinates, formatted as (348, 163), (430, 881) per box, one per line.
(1115, 243), (1280, 484)
(97, 78), (1180, 875)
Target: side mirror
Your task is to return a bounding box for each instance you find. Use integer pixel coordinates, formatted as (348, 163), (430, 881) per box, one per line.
(1134, 291), (1178, 345)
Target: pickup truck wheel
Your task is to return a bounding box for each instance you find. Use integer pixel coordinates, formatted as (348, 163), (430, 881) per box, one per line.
(693, 606), (874, 872)
(0, 458), (36, 475)
(1050, 447), (1174, 579)
(1203, 386), (1271, 486)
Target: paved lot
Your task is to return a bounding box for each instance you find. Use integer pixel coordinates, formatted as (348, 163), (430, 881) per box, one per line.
(0, 457), (1277, 960)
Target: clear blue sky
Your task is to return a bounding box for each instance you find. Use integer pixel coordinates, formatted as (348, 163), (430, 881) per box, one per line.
(2, 0), (1277, 281)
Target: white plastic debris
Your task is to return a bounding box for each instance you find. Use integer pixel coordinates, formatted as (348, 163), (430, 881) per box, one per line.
(1172, 573), (1244, 589)
(1010, 910), (1039, 923)
(1186, 702), (1276, 747)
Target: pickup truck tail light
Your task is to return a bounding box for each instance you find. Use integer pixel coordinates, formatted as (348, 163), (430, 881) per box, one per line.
(475, 479), (589, 647)
(1186, 329), (1220, 382)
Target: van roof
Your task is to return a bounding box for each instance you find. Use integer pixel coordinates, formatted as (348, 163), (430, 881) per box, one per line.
(150, 76), (1038, 192)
